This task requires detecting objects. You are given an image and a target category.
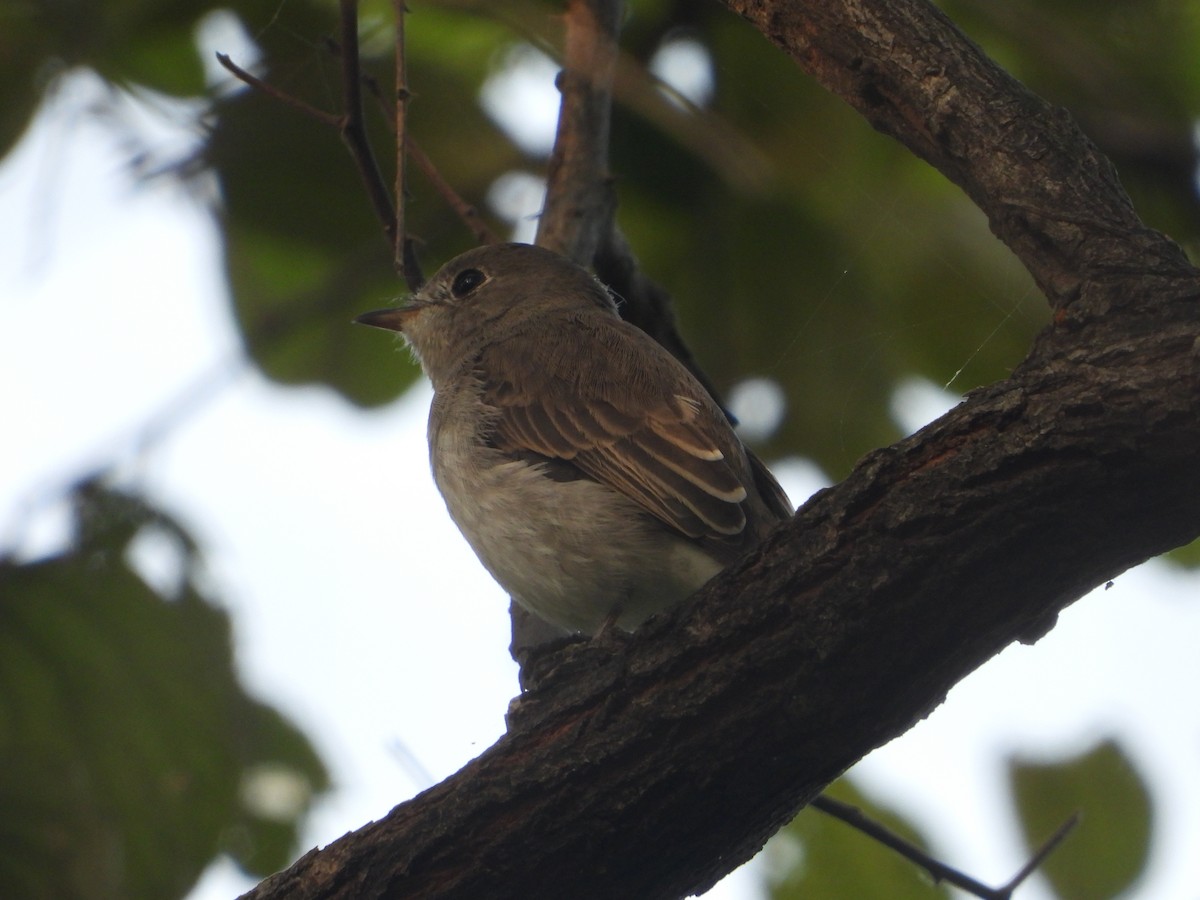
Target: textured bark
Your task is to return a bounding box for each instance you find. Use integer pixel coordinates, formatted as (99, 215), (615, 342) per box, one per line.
(244, 0), (1200, 898)
(723, 0), (1189, 308)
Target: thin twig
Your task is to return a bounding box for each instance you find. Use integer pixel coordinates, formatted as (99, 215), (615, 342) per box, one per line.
(360, 71), (501, 247)
(392, 1), (442, 282)
(218, 8), (420, 286)
(394, 0), (409, 277)
(337, 0), (398, 257)
(222, 2), (496, 282)
(214, 54), (339, 127)
(1000, 811), (1080, 893)
(811, 795), (999, 898)
(811, 795), (1078, 900)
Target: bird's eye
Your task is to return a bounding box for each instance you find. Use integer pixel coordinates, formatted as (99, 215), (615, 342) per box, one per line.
(451, 268), (486, 298)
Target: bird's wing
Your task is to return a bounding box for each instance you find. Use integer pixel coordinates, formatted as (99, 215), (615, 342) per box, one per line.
(475, 317), (761, 541)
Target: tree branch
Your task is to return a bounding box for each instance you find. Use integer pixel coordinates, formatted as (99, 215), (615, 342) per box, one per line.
(721, 0), (1193, 308)
(214, 54), (339, 127)
(811, 796), (1078, 899)
(242, 0), (1200, 897)
(216, 6), (425, 289)
(535, 0), (622, 263)
(334, 0), (410, 285)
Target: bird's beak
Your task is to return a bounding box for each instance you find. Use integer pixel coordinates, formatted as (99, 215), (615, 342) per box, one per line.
(353, 301), (422, 332)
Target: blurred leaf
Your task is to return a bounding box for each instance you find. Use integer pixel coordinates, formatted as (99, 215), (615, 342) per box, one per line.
(205, 2), (534, 405)
(5, 0), (1200, 457)
(612, 10), (1048, 475)
(0, 483), (328, 898)
(208, 82), (417, 403)
(1008, 738), (1152, 899)
(1165, 535), (1200, 569)
(0, 8), (53, 159)
(764, 778), (953, 899)
(91, 21), (206, 98)
(198, 0), (1198, 473)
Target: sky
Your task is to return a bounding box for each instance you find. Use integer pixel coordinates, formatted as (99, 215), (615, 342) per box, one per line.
(3, 57), (1200, 900)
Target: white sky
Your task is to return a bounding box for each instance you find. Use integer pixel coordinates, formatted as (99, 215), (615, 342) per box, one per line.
(3, 65), (1199, 900)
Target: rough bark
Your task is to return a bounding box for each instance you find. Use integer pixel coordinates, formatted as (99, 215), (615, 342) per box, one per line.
(243, 0), (1200, 897)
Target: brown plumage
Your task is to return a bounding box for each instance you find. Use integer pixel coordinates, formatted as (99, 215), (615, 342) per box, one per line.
(356, 243), (791, 634)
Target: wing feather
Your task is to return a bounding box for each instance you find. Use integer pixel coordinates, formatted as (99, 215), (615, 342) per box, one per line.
(475, 316), (782, 545)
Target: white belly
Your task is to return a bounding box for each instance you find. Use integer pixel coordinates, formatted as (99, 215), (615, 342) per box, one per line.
(433, 437), (722, 635)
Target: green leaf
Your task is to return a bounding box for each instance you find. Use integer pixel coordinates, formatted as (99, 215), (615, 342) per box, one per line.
(1165, 534), (1200, 568)
(208, 83), (419, 404)
(0, 8), (51, 160)
(608, 13), (1049, 476)
(203, 1), (528, 406)
(764, 779), (953, 900)
(0, 483), (328, 897)
(7, 0), (1200, 464)
(1008, 739), (1153, 899)
(92, 21), (207, 97)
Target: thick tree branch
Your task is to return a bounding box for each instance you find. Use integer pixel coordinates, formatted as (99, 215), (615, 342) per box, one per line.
(246, 291), (1199, 898)
(721, 0), (1194, 308)
(243, 0), (1200, 897)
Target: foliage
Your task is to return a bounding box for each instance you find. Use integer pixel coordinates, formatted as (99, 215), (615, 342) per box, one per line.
(1009, 740), (1153, 899)
(765, 779), (953, 899)
(0, 482), (327, 898)
(8, 0), (1199, 466)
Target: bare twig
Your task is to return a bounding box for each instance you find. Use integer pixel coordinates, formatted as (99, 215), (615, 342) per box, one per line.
(359, 69), (502, 248)
(999, 812), (1080, 894)
(393, 0), (411, 279)
(217, 5), (425, 289)
(535, 0), (623, 264)
(214, 54), (339, 127)
(336, 0), (402, 274)
(424, 0), (771, 194)
(811, 795), (1079, 900)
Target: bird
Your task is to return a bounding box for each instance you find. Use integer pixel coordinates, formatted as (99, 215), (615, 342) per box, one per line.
(355, 242), (792, 635)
